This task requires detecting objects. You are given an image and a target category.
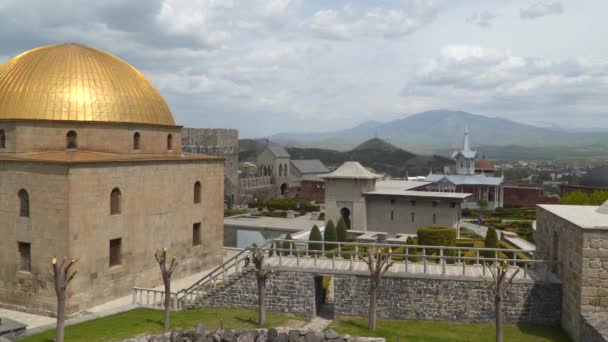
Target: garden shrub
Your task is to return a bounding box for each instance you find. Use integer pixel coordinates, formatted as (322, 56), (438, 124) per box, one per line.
(336, 218), (348, 242)
(482, 227), (499, 258)
(308, 225), (322, 251)
(281, 234), (295, 256)
(324, 220), (337, 243)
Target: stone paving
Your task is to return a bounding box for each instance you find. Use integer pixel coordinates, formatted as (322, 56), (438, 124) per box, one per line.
(265, 255), (557, 282)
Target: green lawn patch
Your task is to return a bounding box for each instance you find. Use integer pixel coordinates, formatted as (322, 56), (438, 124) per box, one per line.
(22, 308), (307, 342)
(330, 316), (570, 342)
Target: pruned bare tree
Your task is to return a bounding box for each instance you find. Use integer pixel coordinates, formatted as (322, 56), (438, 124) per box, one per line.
(361, 247), (393, 331)
(51, 257), (78, 342)
(154, 248), (179, 331)
(485, 259), (520, 342)
(252, 247), (275, 327)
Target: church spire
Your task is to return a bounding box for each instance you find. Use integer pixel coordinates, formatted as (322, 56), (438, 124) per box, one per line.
(462, 126), (471, 153)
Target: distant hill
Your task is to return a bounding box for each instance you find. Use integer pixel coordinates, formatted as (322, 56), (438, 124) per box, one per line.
(269, 110), (608, 152)
(240, 137), (453, 177)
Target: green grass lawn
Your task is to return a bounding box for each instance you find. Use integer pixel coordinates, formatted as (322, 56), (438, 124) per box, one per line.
(21, 308), (307, 342)
(330, 317), (570, 342)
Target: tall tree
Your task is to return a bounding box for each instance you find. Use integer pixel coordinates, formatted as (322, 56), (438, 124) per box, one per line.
(324, 220), (337, 243)
(361, 247), (393, 331)
(336, 218), (348, 242)
(308, 225), (323, 251)
(51, 257), (78, 342)
(252, 247), (275, 327)
(485, 260), (520, 342)
(154, 249), (179, 331)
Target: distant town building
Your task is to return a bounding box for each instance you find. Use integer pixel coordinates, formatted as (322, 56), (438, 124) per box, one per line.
(503, 185), (558, 207)
(289, 159), (330, 201)
(257, 143), (291, 196)
(323, 161), (470, 234)
(561, 165), (608, 196)
(425, 129), (505, 209)
(182, 128), (239, 206)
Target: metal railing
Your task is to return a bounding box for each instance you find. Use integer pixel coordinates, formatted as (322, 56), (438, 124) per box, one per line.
(265, 239), (554, 280)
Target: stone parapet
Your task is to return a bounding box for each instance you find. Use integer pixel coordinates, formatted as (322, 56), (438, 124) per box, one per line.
(580, 312), (608, 342)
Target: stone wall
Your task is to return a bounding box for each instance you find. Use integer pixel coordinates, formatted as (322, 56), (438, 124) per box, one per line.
(121, 327), (385, 342)
(196, 269), (561, 325)
(333, 274), (561, 325)
(204, 271), (316, 317)
(580, 312), (608, 342)
(182, 128), (238, 206)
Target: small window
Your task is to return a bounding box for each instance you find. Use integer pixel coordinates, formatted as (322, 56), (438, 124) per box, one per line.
(66, 130), (77, 149)
(279, 164), (283, 177)
(450, 202), (457, 208)
(133, 132), (140, 150)
(410, 200), (416, 207)
(194, 181), (202, 204)
(432, 201), (438, 208)
(18, 189), (29, 218)
(18, 242), (31, 272)
(110, 188), (121, 215)
(411, 212), (415, 222)
(167, 134), (173, 151)
(193, 223), (201, 246)
(390, 210), (394, 221)
(433, 213), (437, 224)
(390, 199), (395, 205)
(109, 238), (122, 267)
(0, 129), (5, 148)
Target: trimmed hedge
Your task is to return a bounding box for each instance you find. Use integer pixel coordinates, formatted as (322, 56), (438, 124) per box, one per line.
(336, 218), (348, 242)
(309, 225), (322, 251)
(324, 220), (337, 242)
(281, 234), (295, 256)
(248, 197), (320, 212)
(417, 226), (457, 256)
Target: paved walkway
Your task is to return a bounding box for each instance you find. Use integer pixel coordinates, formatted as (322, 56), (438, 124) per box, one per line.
(460, 220), (536, 251)
(0, 248), (244, 334)
(266, 255), (556, 282)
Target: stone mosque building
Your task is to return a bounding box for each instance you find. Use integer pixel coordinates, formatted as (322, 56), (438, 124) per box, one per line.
(0, 44), (224, 315)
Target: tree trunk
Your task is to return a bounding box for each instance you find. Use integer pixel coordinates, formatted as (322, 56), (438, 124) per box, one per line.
(55, 292), (66, 342)
(369, 280), (377, 331)
(496, 293), (503, 342)
(258, 277), (266, 327)
(163, 274), (171, 332)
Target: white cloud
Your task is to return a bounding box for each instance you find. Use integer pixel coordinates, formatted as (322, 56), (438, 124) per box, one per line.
(466, 10), (498, 28)
(311, 1), (441, 41)
(520, 2), (563, 20)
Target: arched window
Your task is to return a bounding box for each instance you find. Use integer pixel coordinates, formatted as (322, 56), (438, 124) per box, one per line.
(133, 132), (140, 150)
(167, 134), (173, 151)
(66, 130), (78, 149)
(18, 189), (29, 217)
(194, 181), (202, 204)
(0, 129), (5, 148)
(110, 188), (121, 215)
(284, 164), (288, 176)
(279, 164), (283, 177)
(411, 212), (415, 223)
(390, 210), (394, 221)
(433, 213), (437, 224)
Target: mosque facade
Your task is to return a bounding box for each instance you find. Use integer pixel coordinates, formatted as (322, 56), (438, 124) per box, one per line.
(0, 44), (224, 315)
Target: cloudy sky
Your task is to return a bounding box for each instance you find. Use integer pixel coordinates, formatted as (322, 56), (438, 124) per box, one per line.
(0, 0), (606, 137)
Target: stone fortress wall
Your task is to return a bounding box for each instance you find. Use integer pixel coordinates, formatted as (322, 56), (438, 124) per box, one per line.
(199, 269), (561, 324)
(182, 128), (238, 206)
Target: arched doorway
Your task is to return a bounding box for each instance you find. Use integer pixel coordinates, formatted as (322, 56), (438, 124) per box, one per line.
(340, 207), (351, 229)
(280, 183), (287, 196)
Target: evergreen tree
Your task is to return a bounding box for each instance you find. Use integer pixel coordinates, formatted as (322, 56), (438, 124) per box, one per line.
(282, 234), (294, 256)
(483, 227), (499, 258)
(324, 220), (337, 243)
(308, 225), (323, 251)
(336, 218), (348, 242)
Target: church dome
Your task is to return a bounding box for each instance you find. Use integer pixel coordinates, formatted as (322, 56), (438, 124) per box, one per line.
(0, 43), (175, 126)
(580, 165), (608, 189)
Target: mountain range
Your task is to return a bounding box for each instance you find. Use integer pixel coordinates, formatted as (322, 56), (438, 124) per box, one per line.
(269, 110), (608, 154)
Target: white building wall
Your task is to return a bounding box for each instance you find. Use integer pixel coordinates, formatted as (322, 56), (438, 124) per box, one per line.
(324, 178), (376, 230)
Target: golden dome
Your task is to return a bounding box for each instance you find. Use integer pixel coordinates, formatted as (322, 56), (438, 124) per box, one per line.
(0, 43), (175, 125)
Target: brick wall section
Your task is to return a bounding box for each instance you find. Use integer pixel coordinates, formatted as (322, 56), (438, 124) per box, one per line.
(333, 274), (561, 325)
(197, 269), (561, 325)
(204, 271), (316, 317)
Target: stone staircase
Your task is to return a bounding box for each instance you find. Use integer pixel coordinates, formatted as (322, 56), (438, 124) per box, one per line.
(179, 266), (254, 309)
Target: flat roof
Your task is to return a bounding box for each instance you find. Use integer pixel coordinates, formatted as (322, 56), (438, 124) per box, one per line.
(539, 204), (608, 229)
(376, 180), (430, 191)
(364, 189), (472, 200)
(224, 214), (323, 232)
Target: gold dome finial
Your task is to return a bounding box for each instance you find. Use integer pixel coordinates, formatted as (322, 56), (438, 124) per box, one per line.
(0, 43), (175, 126)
